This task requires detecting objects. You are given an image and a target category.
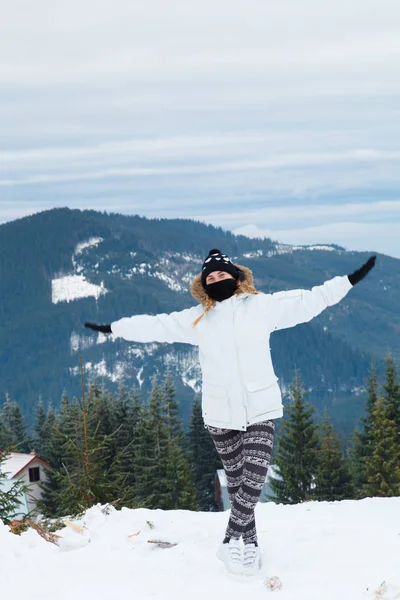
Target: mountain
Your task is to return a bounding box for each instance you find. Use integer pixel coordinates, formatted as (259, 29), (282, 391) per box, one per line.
(1, 207), (399, 441)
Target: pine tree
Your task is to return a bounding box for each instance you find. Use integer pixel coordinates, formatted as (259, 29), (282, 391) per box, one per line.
(187, 395), (221, 511)
(97, 384), (139, 509)
(349, 365), (379, 497)
(112, 386), (141, 499)
(133, 377), (170, 508)
(382, 355), (400, 435)
(39, 401), (67, 517)
(313, 410), (353, 501)
(269, 371), (320, 504)
(0, 414), (12, 450)
(363, 396), (400, 497)
(163, 439), (199, 510)
(1, 394), (30, 452)
(161, 372), (198, 509)
(162, 370), (184, 444)
(32, 398), (50, 459)
(39, 369), (124, 517)
(0, 449), (30, 524)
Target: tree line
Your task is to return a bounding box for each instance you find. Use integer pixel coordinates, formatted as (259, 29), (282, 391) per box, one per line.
(0, 368), (221, 522)
(271, 356), (400, 502)
(1, 356), (400, 523)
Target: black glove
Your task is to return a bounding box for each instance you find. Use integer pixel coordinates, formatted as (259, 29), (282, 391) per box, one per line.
(348, 255), (376, 286)
(84, 322), (112, 333)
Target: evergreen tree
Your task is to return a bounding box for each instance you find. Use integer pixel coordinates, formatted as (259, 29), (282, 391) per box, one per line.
(162, 370), (184, 444)
(0, 414), (12, 450)
(135, 377), (171, 507)
(269, 371), (320, 504)
(163, 439), (199, 510)
(1, 394), (30, 452)
(313, 410), (353, 501)
(39, 374), (124, 517)
(161, 372), (198, 509)
(0, 449), (30, 524)
(39, 399), (68, 517)
(112, 386), (142, 499)
(187, 395), (221, 511)
(382, 355), (400, 435)
(133, 376), (197, 510)
(99, 384), (139, 509)
(32, 398), (50, 459)
(349, 365), (379, 497)
(363, 396), (400, 497)
(131, 400), (157, 507)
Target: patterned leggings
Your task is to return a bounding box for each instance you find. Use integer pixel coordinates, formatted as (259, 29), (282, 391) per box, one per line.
(208, 419), (275, 545)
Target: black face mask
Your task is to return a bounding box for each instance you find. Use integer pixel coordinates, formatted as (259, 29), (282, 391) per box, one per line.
(205, 278), (237, 302)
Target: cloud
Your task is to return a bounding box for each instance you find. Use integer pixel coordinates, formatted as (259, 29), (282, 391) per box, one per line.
(1, 0), (400, 258)
(1, 1), (400, 84)
(195, 199), (400, 227)
(2, 145), (400, 185)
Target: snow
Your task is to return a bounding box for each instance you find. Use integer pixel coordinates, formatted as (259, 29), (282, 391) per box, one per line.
(243, 250), (264, 258)
(137, 366), (144, 387)
(152, 270), (186, 292)
(181, 376), (199, 392)
(69, 359), (128, 382)
(2, 498), (400, 600)
(52, 237), (108, 304)
(75, 237), (104, 256)
(52, 274), (108, 304)
(69, 331), (96, 353)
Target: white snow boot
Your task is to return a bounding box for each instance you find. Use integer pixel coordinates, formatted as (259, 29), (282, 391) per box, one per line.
(216, 538), (243, 574)
(243, 543), (262, 576)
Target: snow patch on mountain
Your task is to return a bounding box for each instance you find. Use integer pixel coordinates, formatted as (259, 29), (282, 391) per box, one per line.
(137, 366), (144, 387)
(75, 237), (104, 256)
(151, 271), (186, 292)
(72, 237), (104, 273)
(52, 238), (108, 304)
(70, 331), (97, 353)
(163, 348), (201, 393)
(70, 359), (127, 383)
(235, 226), (340, 256)
(52, 275), (108, 304)
(243, 249), (264, 258)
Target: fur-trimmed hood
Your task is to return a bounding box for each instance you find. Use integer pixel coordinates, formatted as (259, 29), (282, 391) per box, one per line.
(190, 264), (255, 306)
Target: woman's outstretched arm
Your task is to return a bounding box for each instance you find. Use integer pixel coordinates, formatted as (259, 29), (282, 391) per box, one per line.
(268, 256), (376, 332)
(85, 304), (203, 345)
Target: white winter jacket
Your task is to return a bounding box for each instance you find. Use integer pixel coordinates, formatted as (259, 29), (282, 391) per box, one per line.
(111, 268), (353, 431)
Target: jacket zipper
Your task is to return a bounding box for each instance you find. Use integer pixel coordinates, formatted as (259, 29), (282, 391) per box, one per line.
(231, 296), (248, 431)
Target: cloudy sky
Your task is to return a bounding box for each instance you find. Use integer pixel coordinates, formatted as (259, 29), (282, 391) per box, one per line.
(1, 1), (400, 257)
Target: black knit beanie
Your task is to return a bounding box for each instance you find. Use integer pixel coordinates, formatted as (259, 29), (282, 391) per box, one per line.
(201, 249), (243, 288)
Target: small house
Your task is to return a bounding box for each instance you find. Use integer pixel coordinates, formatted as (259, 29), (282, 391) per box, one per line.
(0, 451), (50, 519)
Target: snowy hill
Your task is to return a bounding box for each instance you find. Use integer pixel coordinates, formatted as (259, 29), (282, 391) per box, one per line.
(2, 498), (400, 600)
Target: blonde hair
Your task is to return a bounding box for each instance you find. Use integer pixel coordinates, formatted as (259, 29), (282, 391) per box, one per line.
(191, 280), (259, 327)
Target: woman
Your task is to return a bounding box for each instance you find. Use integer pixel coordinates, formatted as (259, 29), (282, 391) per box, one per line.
(85, 248), (376, 576)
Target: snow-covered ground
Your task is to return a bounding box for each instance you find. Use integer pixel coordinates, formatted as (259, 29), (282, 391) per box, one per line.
(2, 498), (400, 600)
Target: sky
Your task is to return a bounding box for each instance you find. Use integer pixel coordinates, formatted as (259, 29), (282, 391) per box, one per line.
(1, 1), (400, 257)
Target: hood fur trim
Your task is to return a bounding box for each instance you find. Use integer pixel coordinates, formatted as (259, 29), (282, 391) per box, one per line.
(190, 264), (255, 306)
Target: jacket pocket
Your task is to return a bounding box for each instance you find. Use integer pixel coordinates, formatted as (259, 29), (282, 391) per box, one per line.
(245, 380), (282, 418)
(202, 382), (231, 423)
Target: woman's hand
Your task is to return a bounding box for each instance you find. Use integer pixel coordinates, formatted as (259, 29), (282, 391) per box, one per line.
(348, 255), (376, 286)
(84, 322), (112, 333)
